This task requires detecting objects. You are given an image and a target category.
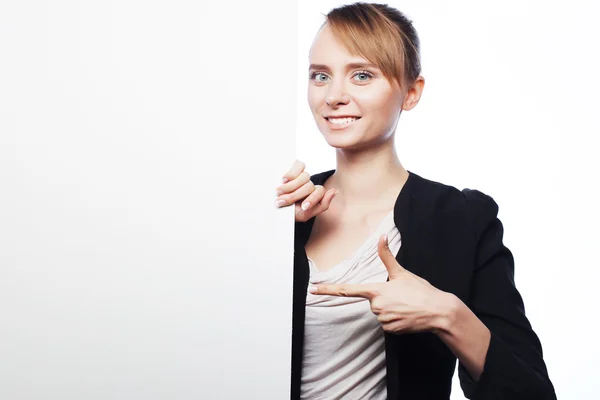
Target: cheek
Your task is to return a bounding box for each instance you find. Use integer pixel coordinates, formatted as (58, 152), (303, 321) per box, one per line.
(359, 91), (401, 120)
(307, 88), (321, 113)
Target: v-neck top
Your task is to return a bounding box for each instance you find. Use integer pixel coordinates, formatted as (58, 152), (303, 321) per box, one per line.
(300, 209), (402, 400)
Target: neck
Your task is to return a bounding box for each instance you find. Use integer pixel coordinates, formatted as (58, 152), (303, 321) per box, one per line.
(330, 136), (408, 209)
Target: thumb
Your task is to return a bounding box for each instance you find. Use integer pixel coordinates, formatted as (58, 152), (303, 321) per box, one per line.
(322, 188), (339, 208)
(377, 234), (406, 280)
(310, 188), (339, 216)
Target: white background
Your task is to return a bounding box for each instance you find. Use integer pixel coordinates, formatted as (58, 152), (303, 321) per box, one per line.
(0, 0), (598, 399)
(297, 1), (600, 399)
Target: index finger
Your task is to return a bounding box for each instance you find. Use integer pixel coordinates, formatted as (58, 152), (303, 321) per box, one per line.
(282, 160), (306, 183)
(309, 283), (380, 300)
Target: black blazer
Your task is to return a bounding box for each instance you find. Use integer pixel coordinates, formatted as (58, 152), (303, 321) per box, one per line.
(291, 170), (556, 400)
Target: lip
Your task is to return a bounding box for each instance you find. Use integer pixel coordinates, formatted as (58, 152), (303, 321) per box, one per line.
(323, 116), (361, 130)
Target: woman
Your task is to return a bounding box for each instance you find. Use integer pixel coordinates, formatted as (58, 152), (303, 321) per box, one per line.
(275, 3), (556, 399)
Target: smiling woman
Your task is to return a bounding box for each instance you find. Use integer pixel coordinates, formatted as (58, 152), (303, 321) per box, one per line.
(275, 2), (557, 400)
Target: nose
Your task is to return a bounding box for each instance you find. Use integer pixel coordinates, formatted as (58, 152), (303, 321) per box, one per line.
(325, 81), (350, 107)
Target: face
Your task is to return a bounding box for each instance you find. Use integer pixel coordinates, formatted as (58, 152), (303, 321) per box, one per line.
(307, 24), (422, 150)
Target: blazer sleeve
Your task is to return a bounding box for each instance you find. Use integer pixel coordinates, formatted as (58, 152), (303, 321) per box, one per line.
(458, 189), (557, 400)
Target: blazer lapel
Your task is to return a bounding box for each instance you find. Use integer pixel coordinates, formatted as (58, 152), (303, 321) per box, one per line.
(386, 171), (433, 399)
(290, 169), (335, 399)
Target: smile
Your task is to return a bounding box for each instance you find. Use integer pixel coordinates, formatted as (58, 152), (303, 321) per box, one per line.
(325, 116), (361, 129)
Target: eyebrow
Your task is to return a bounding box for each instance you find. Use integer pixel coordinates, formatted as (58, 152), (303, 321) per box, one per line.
(308, 62), (379, 72)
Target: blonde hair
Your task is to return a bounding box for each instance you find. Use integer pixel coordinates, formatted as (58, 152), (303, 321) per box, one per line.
(323, 2), (421, 89)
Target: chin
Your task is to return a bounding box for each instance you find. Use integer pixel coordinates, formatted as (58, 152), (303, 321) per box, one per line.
(321, 133), (367, 150)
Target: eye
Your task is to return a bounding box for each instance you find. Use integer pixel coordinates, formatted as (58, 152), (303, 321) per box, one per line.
(309, 72), (330, 83)
(352, 70), (374, 82)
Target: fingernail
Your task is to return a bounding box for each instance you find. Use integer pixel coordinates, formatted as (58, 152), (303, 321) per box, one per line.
(276, 199), (286, 207)
(276, 190), (283, 196)
(282, 177), (289, 184)
(383, 234), (388, 245)
(334, 189), (340, 196)
(301, 202), (311, 211)
(309, 286), (317, 294)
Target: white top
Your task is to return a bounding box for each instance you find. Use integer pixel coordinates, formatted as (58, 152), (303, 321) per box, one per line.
(300, 210), (402, 400)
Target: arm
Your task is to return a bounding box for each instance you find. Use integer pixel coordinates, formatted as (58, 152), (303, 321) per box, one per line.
(431, 292), (491, 383)
(445, 189), (556, 399)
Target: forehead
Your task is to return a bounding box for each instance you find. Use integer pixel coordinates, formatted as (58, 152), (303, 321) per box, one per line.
(308, 25), (367, 64)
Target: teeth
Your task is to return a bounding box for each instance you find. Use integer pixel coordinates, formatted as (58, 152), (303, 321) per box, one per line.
(328, 117), (357, 125)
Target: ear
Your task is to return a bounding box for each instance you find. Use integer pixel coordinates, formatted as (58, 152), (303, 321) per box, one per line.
(402, 76), (425, 111)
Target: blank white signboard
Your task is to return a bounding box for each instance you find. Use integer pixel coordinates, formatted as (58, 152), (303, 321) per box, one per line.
(0, 1), (296, 399)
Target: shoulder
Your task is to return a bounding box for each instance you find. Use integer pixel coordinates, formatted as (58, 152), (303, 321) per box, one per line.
(408, 172), (501, 241)
(414, 172), (497, 208)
